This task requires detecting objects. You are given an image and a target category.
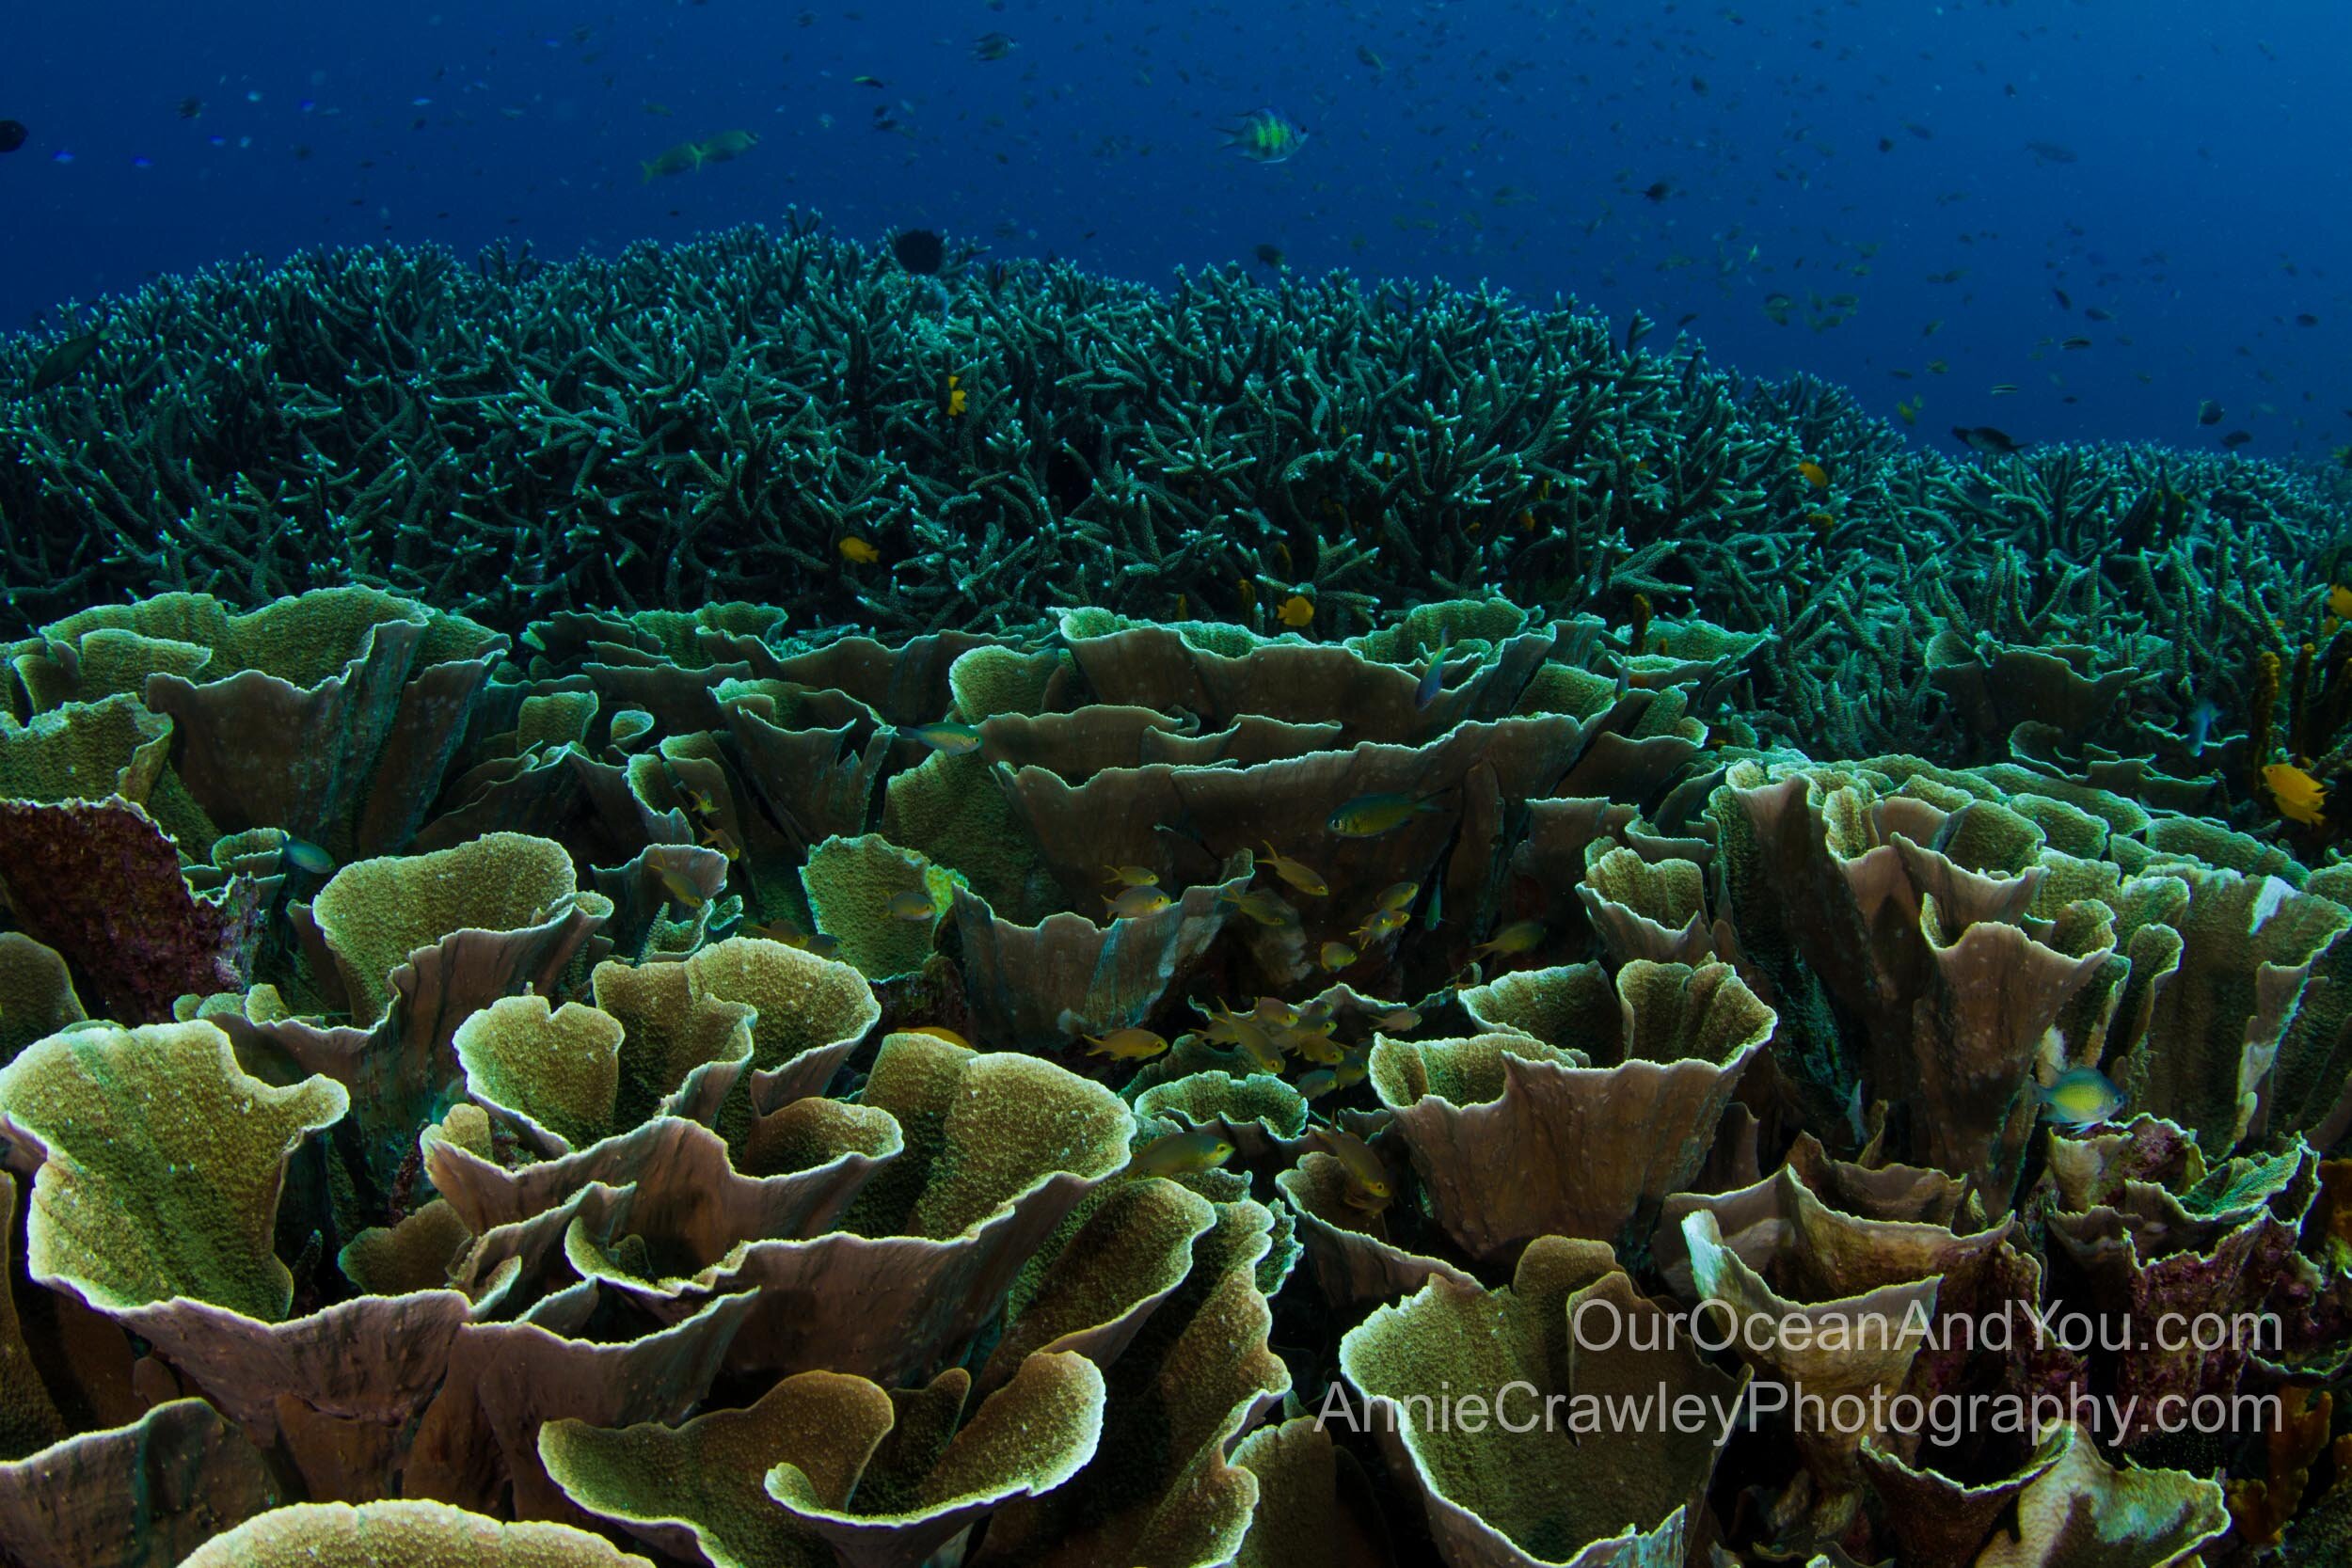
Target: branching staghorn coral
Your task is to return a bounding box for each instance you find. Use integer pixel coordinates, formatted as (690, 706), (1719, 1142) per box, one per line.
(4, 223), (2344, 770)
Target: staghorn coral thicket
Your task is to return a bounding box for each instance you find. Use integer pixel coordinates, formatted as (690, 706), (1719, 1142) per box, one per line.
(7, 227), (2352, 1567)
(2, 218), (2348, 770)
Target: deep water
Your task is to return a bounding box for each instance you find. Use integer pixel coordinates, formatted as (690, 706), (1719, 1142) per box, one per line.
(3, 0), (2348, 456)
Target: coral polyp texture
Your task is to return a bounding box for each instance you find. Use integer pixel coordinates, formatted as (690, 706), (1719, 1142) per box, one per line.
(5, 240), (2352, 1568)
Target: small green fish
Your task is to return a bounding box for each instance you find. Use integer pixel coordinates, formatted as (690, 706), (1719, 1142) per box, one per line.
(898, 721), (983, 756)
(26, 330), (103, 395)
(1472, 920), (1547, 958)
(1257, 842), (1328, 896)
(1218, 886), (1299, 927)
(1285, 1023), (1344, 1065)
(1085, 1027), (1169, 1060)
(1102, 863), (1161, 888)
(1229, 1019), (1285, 1075)
(1126, 1128), (1237, 1177)
(1295, 1069), (1339, 1100)
(1318, 940), (1359, 972)
(889, 890), (939, 922)
(640, 138), (705, 182)
(1308, 1126), (1394, 1212)
(278, 833), (334, 875)
(1327, 793), (1443, 838)
(1222, 107), (1308, 165)
(1374, 880), (1420, 911)
(2038, 1067), (2122, 1127)
(656, 866), (708, 911)
(1413, 624), (1452, 710)
(1250, 995), (1300, 1027)
(1353, 907), (1409, 943)
(1104, 885), (1173, 919)
(695, 129), (759, 165)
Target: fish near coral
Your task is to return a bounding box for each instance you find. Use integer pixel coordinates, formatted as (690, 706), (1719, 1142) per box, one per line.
(1797, 459), (1830, 489)
(1327, 792), (1443, 838)
(656, 867), (708, 911)
(1218, 886), (1299, 927)
(837, 535), (882, 564)
(1276, 594), (1314, 628)
(1353, 907), (1409, 943)
(698, 822), (743, 862)
(1952, 424), (2025, 456)
(2185, 700), (2220, 757)
(695, 129), (760, 166)
(947, 373), (968, 418)
(1318, 939), (1359, 972)
(1104, 885), (1173, 919)
(1085, 1027), (1168, 1061)
(2265, 762), (2328, 826)
(1285, 1024), (1344, 1066)
(1373, 880), (1420, 911)
(902, 1025), (971, 1047)
(1413, 626), (1452, 710)
(742, 918), (806, 945)
(888, 890), (939, 922)
(1472, 920), (1547, 958)
(1308, 1126), (1394, 1212)
(26, 331), (103, 396)
(1127, 1129), (1236, 1178)
(1230, 1020), (1285, 1074)
(640, 138), (705, 182)
(1250, 995), (1301, 1028)
(897, 721), (982, 755)
(2329, 584), (2352, 620)
(278, 833), (334, 875)
(2037, 1066), (2122, 1127)
(1258, 842), (1327, 896)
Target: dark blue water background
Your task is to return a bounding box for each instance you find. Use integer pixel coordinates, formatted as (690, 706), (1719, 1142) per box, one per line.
(2, 0), (2343, 457)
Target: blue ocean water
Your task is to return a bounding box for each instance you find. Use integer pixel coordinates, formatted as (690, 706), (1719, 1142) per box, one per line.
(1, 0), (2344, 458)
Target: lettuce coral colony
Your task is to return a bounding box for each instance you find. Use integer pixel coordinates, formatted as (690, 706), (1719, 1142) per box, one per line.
(3, 232), (2352, 1566)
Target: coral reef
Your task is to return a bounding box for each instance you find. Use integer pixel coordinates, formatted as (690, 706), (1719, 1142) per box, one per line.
(4, 226), (2346, 780)
(0, 583), (2345, 1563)
(2, 254), (2352, 1565)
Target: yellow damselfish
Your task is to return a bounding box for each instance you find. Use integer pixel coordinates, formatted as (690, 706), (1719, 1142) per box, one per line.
(2265, 762), (2328, 826)
(1126, 1129), (1237, 1177)
(1084, 1027), (1169, 1061)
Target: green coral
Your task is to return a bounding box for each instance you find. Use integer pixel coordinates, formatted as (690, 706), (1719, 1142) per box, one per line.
(0, 1021), (347, 1319)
